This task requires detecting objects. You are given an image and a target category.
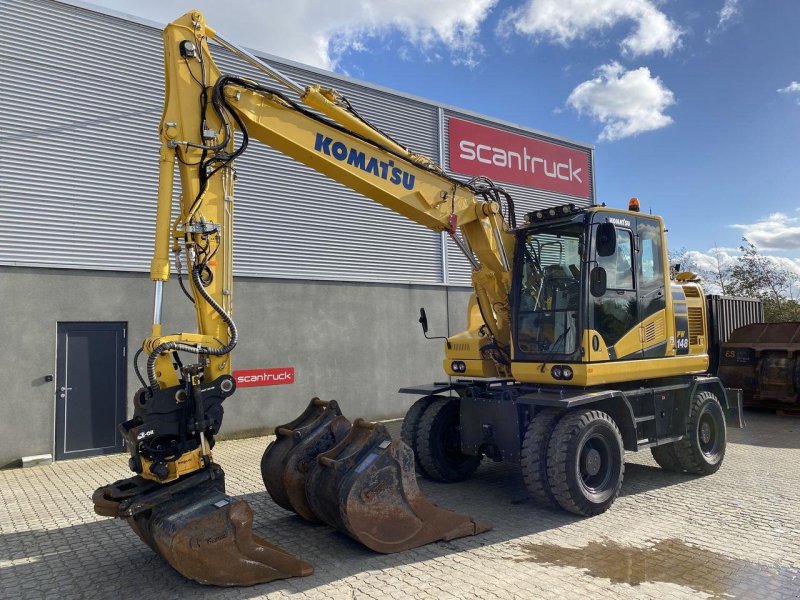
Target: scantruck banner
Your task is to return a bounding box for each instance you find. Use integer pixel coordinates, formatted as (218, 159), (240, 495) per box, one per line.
(448, 117), (591, 199)
(233, 366), (295, 387)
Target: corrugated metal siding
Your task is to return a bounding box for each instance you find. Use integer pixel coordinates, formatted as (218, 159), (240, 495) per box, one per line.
(707, 295), (765, 346)
(1, 0), (593, 287)
(441, 109), (595, 285)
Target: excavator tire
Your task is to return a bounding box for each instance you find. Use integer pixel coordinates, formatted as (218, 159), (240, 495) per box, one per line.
(416, 398), (481, 482)
(520, 408), (564, 508)
(546, 409), (624, 517)
(400, 395), (436, 476)
(261, 398), (351, 521)
(651, 442), (683, 472)
(92, 464), (313, 586)
(304, 418), (491, 553)
(672, 391), (726, 475)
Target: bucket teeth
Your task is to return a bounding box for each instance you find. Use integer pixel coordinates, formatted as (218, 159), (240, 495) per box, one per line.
(92, 465), (313, 586)
(261, 402), (491, 553)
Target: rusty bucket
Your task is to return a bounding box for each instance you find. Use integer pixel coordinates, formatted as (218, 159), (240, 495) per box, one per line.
(92, 464), (313, 586)
(261, 398), (352, 521)
(304, 419), (491, 553)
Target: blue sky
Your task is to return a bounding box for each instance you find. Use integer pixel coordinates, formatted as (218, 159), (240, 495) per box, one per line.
(89, 0), (800, 277)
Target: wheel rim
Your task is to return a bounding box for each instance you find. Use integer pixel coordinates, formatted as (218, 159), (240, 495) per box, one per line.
(578, 433), (613, 494)
(698, 410), (722, 458)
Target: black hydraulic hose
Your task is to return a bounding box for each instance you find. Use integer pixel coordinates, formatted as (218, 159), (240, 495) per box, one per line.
(146, 264), (238, 392)
(133, 347), (147, 388)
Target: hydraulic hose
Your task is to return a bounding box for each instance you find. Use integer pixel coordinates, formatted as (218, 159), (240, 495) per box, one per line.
(146, 264), (238, 392)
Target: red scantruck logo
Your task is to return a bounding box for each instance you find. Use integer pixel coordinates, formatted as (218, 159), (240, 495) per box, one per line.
(448, 117), (591, 199)
(233, 367), (295, 388)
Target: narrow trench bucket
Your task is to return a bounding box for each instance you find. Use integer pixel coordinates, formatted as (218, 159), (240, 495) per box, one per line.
(262, 400), (491, 553)
(92, 465), (313, 586)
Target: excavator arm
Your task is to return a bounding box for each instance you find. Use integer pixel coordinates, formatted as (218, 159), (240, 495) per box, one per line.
(144, 12), (515, 401)
(94, 10), (504, 586)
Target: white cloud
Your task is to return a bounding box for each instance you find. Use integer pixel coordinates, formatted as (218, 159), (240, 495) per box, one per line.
(717, 0), (742, 30)
(567, 62), (676, 141)
(88, 0), (497, 70)
(498, 0), (683, 57)
(732, 213), (800, 250)
(706, 0), (742, 42)
(778, 81), (800, 94)
(675, 245), (800, 294)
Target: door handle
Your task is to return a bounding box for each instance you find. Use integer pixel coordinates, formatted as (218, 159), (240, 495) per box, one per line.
(60, 386), (73, 392)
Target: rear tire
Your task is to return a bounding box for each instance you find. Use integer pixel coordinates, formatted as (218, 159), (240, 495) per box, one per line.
(520, 408), (564, 508)
(651, 443), (683, 472)
(673, 391), (726, 475)
(546, 409), (625, 516)
(400, 396), (435, 475)
(416, 398), (481, 482)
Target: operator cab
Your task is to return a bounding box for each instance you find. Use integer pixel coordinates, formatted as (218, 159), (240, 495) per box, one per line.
(511, 202), (670, 382)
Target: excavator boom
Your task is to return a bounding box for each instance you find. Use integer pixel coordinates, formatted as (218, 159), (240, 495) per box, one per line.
(93, 10), (506, 585)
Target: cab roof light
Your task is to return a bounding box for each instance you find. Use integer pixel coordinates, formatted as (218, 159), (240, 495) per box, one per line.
(628, 197), (640, 212)
(525, 203), (580, 223)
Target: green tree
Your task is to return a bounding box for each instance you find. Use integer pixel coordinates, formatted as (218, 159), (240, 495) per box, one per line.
(728, 238), (800, 322)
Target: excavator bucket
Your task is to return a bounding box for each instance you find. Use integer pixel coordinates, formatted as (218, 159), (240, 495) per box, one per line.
(262, 403), (490, 553)
(92, 464), (313, 586)
(261, 397), (352, 521)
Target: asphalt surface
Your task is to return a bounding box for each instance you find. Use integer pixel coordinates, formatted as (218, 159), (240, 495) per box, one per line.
(1, 410), (799, 599)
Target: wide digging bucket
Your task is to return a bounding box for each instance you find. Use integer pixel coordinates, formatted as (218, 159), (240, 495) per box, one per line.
(92, 464), (313, 586)
(261, 398), (352, 521)
(305, 418), (491, 553)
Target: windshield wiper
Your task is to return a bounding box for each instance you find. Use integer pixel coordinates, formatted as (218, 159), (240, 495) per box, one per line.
(539, 326), (570, 372)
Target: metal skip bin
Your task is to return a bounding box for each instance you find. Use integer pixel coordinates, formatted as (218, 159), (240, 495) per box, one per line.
(262, 399), (491, 553)
(92, 464), (313, 586)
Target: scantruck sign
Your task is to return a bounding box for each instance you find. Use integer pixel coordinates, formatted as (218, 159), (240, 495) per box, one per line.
(233, 366), (295, 388)
(448, 117), (590, 199)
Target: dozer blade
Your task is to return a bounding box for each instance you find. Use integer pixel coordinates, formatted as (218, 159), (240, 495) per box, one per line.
(92, 464), (313, 586)
(261, 398), (352, 521)
(305, 419), (491, 553)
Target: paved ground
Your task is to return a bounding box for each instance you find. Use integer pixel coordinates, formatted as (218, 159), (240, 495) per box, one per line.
(1, 410), (799, 599)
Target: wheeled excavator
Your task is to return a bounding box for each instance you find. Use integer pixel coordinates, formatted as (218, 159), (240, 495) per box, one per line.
(93, 10), (744, 588)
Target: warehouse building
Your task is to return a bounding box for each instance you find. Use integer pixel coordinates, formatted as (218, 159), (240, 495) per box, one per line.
(0, 0), (595, 467)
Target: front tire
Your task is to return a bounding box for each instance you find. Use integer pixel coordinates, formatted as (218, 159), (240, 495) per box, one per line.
(416, 398), (481, 482)
(521, 408), (564, 508)
(546, 409), (625, 516)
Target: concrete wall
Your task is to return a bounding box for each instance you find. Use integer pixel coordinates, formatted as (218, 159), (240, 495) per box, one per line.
(0, 266), (471, 467)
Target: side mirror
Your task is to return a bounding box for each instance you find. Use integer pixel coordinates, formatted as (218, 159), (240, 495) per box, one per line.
(417, 307), (450, 348)
(596, 223), (617, 257)
(419, 307), (429, 334)
(590, 266), (607, 297)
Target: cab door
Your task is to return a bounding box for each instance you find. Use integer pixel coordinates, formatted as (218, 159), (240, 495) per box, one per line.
(636, 217), (668, 357)
(589, 219), (639, 361)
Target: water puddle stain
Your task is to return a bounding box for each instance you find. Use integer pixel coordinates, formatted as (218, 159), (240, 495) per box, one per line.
(514, 538), (797, 598)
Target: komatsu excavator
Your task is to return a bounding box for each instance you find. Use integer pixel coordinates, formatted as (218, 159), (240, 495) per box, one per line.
(93, 10), (744, 588)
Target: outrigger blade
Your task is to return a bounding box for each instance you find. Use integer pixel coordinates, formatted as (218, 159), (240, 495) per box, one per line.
(92, 464), (313, 586)
(262, 399), (491, 553)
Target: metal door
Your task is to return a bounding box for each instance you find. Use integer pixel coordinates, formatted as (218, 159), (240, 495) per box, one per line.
(55, 322), (127, 460)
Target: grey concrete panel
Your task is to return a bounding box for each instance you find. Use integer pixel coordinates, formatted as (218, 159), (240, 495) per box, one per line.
(0, 267), (464, 466)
